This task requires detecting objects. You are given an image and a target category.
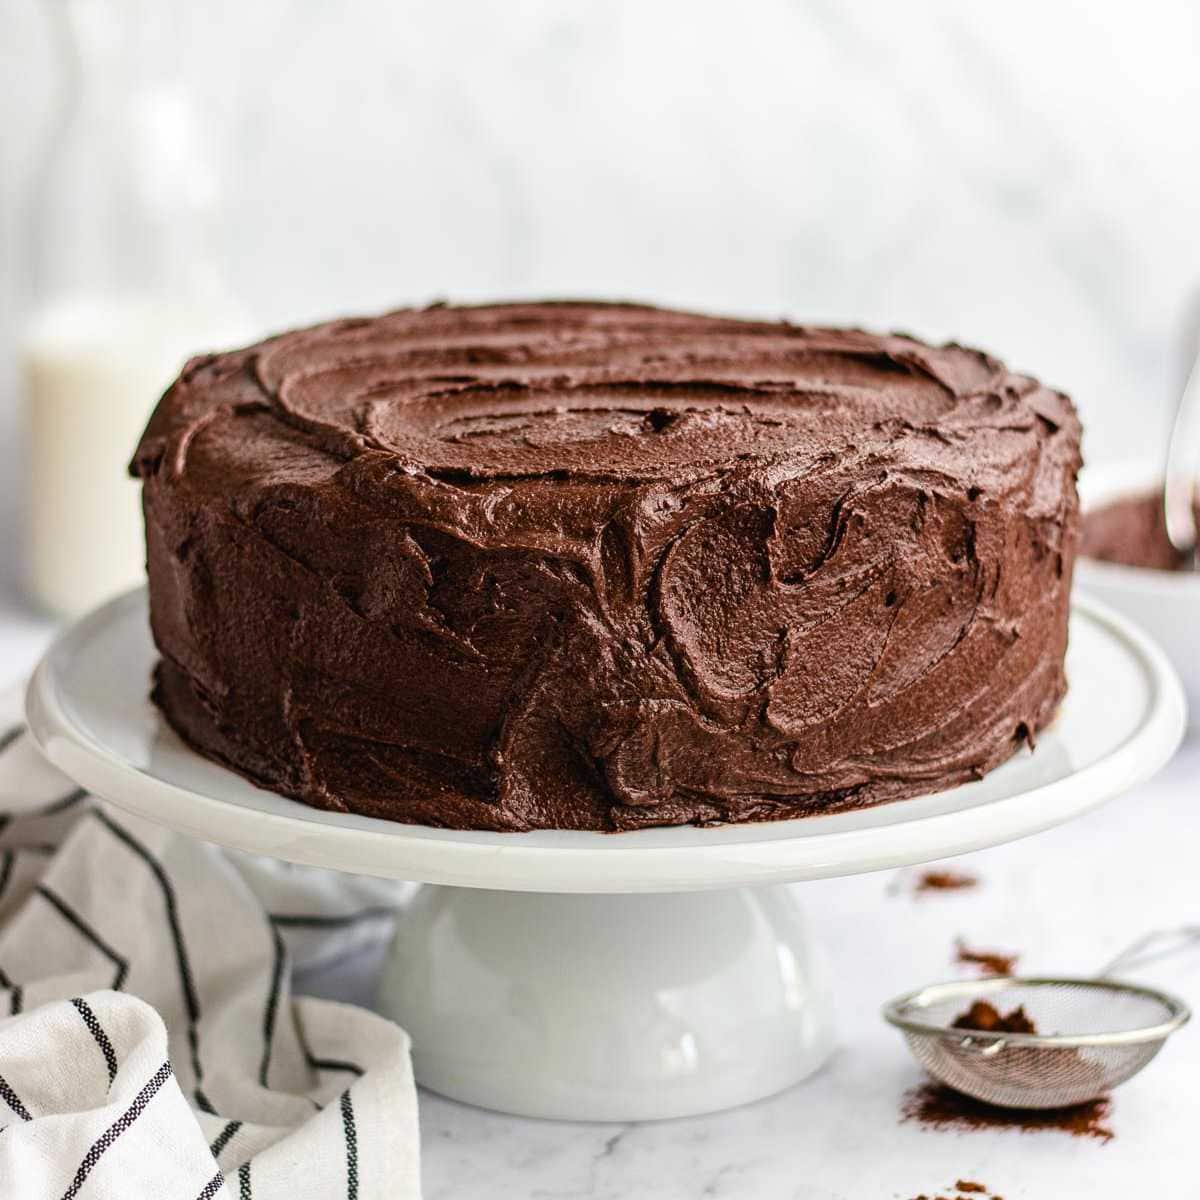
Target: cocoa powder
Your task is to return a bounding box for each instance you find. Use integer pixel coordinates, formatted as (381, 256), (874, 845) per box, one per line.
(952, 1000), (1037, 1035)
(954, 939), (1018, 977)
(906, 1181), (1002, 1200)
(901, 1081), (1114, 1142)
(916, 870), (979, 895)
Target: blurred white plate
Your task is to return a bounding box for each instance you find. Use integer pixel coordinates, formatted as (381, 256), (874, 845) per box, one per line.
(1077, 459), (1200, 724)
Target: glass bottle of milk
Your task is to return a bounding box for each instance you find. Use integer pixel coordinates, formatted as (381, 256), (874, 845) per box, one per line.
(21, 0), (253, 618)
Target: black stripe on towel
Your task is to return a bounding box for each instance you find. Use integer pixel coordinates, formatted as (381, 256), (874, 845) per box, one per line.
(35, 885), (129, 990)
(259, 923), (286, 1087)
(32, 787), (88, 818)
(293, 1012), (365, 1078)
(17, 787), (89, 825)
(341, 1090), (359, 1200)
(269, 907), (395, 929)
(0, 966), (23, 1016)
(71, 997), (118, 1085)
(0, 849), (13, 898)
(0, 725), (23, 754)
(0, 1071), (31, 1121)
(238, 1161), (252, 1199)
(0, 790), (84, 845)
(60, 1061), (172, 1200)
(197, 1171), (225, 1200)
(209, 1118), (242, 1159)
(309, 1056), (364, 1078)
(93, 809), (217, 1113)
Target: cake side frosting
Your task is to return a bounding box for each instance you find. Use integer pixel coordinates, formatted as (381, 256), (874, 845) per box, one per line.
(132, 302), (1082, 831)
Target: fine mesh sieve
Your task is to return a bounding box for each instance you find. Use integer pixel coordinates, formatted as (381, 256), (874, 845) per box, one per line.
(883, 927), (1195, 1109)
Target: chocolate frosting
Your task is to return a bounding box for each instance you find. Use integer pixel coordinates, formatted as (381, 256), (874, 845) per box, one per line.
(132, 302), (1082, 831)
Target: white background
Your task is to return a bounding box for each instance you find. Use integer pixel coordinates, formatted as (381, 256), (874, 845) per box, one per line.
(4, 0), (1200, 447)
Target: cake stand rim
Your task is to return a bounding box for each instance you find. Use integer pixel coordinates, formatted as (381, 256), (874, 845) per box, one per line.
(24, 587), (1186, 893)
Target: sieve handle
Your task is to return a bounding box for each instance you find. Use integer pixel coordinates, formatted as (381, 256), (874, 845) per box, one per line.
(1096, 925), (1200, 978)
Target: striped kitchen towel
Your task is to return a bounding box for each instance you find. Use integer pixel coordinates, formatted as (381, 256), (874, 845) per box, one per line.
(0, 690), (420, 1199)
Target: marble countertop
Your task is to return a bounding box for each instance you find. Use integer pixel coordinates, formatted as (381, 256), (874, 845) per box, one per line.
(3, 606), (1196, 1198)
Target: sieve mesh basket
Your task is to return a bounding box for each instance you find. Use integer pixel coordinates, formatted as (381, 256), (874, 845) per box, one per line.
(884, 976), (1190, 1109)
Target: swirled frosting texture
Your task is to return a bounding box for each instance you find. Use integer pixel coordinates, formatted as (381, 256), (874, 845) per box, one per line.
(132, 302), (1082, 831)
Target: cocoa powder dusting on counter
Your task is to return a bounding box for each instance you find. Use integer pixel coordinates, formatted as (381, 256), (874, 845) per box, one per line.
(954, 939), (1018, 977)
(901, 1081), (1114, 1142)
(915, 870), (979, 895)
(907, 1182), (1002, 1200)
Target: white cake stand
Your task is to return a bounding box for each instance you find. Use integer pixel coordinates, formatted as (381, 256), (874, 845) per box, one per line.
(26, 589), (1185, 1122)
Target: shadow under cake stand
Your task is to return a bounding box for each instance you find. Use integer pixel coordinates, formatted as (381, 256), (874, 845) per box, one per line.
(26, 589), (1185, 1122)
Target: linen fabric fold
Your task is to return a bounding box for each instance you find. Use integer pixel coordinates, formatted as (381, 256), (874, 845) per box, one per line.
(0, 690), (419, 1199)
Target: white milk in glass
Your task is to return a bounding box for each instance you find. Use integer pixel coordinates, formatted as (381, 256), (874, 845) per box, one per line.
(23, 296), (248, 617)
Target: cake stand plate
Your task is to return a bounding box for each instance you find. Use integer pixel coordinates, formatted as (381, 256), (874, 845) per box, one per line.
(25, 589), (1186, 1121)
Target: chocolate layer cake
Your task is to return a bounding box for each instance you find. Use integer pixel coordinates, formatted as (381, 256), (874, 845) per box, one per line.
(132, 302), (1082, 831)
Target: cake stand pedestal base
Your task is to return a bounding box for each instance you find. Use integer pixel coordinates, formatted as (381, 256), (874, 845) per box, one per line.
(377, 884), (835, 1121)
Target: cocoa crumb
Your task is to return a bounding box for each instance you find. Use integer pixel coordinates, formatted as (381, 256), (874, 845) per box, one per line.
(954, 938), (1017, 977)
(901, 1081), (1114, 1142)
(905, 1184), (996, 1200)
(915, 869), (978, 895)
(952, 1000), (1037, 1035)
